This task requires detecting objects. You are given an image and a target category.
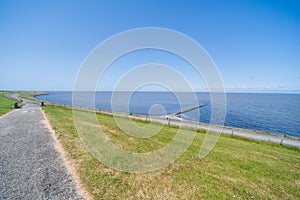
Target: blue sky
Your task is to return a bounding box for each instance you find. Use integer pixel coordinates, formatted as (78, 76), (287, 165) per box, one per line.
(0, 0), (299, 92)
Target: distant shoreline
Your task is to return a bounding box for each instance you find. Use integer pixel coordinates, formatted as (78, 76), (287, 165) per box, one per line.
(34, 91), (300, 138)
(26, 90), (300, 95)
(25, 92), (300, 149)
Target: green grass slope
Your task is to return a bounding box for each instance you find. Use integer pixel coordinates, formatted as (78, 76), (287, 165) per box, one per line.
(43, 105), (300, 199)
(0, 92), (17, 116)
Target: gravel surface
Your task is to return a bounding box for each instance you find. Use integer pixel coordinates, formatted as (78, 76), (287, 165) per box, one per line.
(0, 95), (85, 199)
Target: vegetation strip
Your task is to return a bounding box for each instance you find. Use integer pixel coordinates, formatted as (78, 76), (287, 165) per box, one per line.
(0, 92), (17, 116)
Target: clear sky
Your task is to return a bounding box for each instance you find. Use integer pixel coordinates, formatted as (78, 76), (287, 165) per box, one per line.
(1, 0), (299, 92)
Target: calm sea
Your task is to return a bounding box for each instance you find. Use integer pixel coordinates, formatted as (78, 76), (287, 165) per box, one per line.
(36, 91), (300, 137)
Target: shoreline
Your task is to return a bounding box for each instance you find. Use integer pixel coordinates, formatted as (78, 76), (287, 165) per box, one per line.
(29, 92), (300, 149)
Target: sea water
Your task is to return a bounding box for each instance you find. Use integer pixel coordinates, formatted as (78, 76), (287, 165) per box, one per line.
(36, 91), (300, 137)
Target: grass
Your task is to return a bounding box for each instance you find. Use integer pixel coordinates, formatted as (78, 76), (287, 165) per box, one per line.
(42, 105), (300, 199)
(17, 91), (46, 102)
(0, 91), (17, 116)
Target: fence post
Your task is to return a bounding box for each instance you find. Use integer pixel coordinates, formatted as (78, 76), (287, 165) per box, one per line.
(280, 134), (286, 145)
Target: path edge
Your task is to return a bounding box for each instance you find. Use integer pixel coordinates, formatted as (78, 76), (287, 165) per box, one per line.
(0, 109), (16, 120)
(40, 108), (92, 200)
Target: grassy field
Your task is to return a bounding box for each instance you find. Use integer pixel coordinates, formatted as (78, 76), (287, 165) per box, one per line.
(42, 105), (300, 199)
(0, 91), (17, 116)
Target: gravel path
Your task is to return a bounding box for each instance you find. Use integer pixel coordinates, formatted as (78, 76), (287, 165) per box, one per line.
(0, 95), (85, 199)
